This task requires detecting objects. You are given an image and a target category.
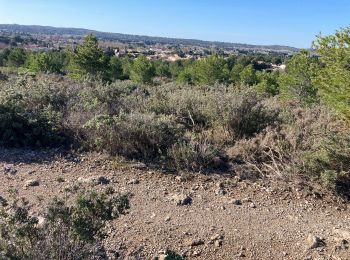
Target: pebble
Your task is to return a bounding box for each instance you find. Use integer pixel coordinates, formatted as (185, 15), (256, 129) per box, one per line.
(78, 176), (110, 185)
(187, 239), (204, 247)
(127, 178), (140, 185)
(175, 176), (186, 182)
(192, 251), (201, 257)
(157, 254), (167, 260)
(215, 188), (226, 196)
(249, 202), (256, 208)
(230, 199), (242, 205)
(3, 164), (17, 174)
(306, 234), (323, 249)
(36, 216), (46, 226)
(210, 234), (223, 241)
(172, 194), (192, 206)
(214, 240), (222, 247)
(24, 179), (39, 187)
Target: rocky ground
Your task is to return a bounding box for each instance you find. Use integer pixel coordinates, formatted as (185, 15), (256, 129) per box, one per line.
(0, 148), (349, 260)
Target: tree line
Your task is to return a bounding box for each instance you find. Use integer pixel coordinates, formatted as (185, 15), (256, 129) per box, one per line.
(1, 30), (350, 120)
(0, 34), (284, 85)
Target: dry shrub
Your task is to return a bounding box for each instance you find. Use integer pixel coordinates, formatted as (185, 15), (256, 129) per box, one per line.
(224, 89), (280, 138)
(84, 112), (184, 160)
(168, 133), (222, 171)
(1, 74), (348, 181)
(228, 126), (295, 179)
(146, 84), (280, 138)
(228, 103), (350, 196)
(145, 83), (224, 130)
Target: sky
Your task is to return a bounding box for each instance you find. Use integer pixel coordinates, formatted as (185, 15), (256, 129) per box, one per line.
(0, 0), (350, 48)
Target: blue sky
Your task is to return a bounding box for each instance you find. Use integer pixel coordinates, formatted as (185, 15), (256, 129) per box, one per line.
(0, 0), (349, 48)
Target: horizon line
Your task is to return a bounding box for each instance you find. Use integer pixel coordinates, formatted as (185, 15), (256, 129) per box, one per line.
(0, 23), (301, 50)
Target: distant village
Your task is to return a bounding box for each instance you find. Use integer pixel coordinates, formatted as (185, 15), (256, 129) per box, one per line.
(0, 30), (288, 70)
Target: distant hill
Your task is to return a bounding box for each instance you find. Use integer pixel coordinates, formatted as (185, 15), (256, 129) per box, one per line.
(0, 24), (299, 53)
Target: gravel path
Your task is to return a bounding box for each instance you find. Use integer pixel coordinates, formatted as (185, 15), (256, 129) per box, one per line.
(0, 149), (349, 259)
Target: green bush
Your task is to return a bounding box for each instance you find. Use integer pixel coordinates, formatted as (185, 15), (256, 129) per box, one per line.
(0, 76), (71, 147)
(301, 134), (350, 187)
(63, 191), (130, 241)
(154, 250), (184, 260)
(0, 191), (129, 259)
(0, 104), (66, 147)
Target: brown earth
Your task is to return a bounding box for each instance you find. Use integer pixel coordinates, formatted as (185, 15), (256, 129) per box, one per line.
(0, 148), (349, 260)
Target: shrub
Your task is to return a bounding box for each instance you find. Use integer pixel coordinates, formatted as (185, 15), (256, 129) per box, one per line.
(224, 89), (280, 138)
(0, 104), (67, 147)
(0, 76), (71, 147)
(74, 80), (140, 115)
(168, 134), (221, 171)
(228, 104), (350, 196)
(5, 48), (27, 67)
(146, 84), (220, 129)
(145, 84), (279, 138)
(64, 191), (130, 241)
(313, 28), (350, 120)
(0, 71), (8, 81)
(0, 191), (129, 259)
(84, 112), (184, 160)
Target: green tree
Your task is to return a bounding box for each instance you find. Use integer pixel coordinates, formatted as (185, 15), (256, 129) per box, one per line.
(130, 55), (155, 84)
(256, 71), (280, 96)
(177, 66), (196, 85)
(6, 48), (27, 67)
(279, 50), (319, 104)
(312, 28), (350, 120)
(193, 54), (229, 85)
(27, 51), (66, 74)
(109, 56), (124, 80)
(0, 49), (10, 67)
(67, 34), (108, 80)
(122, 57), (133, 79)
(226, 55), (237, 71)
(239, 64), (257, 85)
(155, 60), (171, 78)
(169, 60), (183, 79)
(230, 63), (244, 84)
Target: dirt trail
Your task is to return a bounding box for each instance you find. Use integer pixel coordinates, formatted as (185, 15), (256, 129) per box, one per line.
(0, 149), (349, 260)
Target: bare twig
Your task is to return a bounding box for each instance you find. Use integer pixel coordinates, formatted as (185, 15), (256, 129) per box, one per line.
(187, 110), (195, 127)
